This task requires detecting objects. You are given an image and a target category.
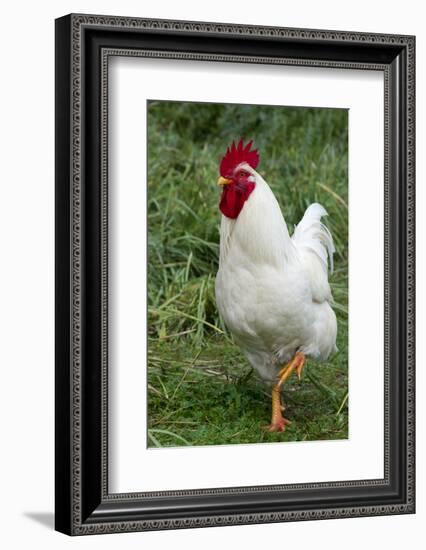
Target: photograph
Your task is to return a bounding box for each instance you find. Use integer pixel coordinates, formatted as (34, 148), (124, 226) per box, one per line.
(146, 100), (349, 448)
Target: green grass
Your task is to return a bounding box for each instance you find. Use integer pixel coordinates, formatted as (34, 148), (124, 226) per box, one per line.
(147, 100), (348, 447)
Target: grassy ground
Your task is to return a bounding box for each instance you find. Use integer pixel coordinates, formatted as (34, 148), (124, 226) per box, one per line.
(147, 101), (348, 448)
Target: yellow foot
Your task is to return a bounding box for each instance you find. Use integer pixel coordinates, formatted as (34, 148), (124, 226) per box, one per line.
(277, 351), (305, 382)
(262, 352), (306, 433)
(262, 416), (291, 433)
(294, 352), (305, 380)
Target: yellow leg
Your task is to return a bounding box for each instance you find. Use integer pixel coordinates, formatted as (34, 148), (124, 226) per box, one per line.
(277, 352), (305, 382)
(263, 352), (305, 432)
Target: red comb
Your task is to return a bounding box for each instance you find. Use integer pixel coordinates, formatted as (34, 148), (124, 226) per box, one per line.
(220, 139), (259, 177)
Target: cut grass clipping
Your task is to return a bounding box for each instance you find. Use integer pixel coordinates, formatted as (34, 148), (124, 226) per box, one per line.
(147, 101), (348, 448)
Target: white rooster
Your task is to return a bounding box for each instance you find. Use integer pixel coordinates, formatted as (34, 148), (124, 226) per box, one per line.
(215, 140), (337, 432)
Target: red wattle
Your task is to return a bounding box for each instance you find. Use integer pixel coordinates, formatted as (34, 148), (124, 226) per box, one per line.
(219, 182), (255, 219)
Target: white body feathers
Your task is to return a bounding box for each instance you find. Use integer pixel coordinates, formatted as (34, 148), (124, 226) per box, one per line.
(215, 165), (337, 382)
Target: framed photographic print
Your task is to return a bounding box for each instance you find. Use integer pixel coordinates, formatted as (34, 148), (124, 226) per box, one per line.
(55, 14), (415, 535)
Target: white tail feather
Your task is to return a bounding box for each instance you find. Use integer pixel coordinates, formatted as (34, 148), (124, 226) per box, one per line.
(292, 203), (335, 273)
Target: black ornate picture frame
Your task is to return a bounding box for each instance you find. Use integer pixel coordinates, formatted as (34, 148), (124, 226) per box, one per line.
(55, 13), (415, 535)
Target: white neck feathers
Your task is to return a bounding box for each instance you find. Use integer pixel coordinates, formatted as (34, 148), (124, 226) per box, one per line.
(219, 171), (294, 267)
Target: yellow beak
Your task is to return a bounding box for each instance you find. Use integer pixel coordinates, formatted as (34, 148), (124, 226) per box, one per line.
(217, 176), (233, 186)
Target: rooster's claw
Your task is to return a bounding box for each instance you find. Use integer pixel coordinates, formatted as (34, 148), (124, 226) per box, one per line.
(262, 417), (291, 432)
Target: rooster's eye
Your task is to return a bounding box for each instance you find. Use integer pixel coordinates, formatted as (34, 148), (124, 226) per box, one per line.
(239, 171), (247, 178)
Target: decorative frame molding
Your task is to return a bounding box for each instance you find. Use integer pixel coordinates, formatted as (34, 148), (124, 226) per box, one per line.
(55, 14), (415, 535)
